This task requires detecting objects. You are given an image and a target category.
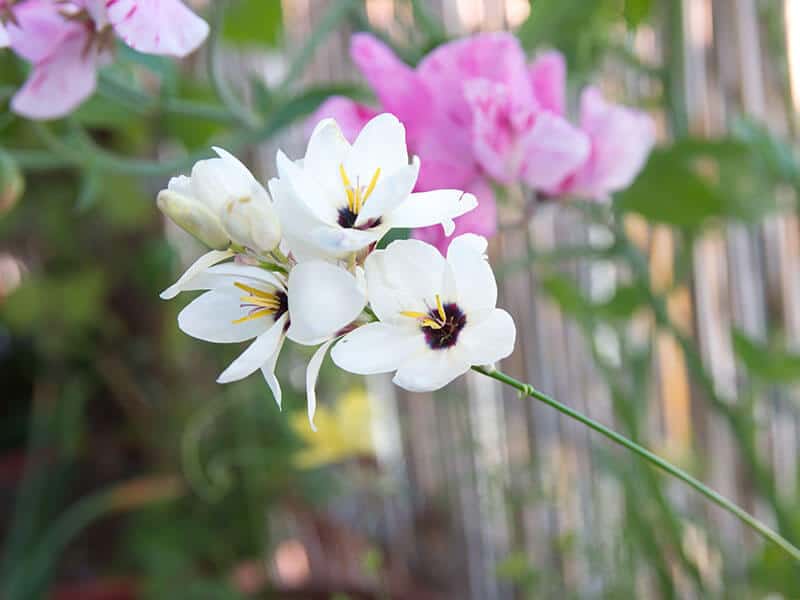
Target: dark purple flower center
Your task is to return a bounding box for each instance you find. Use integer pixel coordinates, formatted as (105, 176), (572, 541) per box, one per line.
(273, 290), (288, 321)
(421, 302), (466, 350)
(337, 206), (381, 230)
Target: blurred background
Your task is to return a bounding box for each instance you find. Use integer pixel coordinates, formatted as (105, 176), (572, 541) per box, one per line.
(3, 0), (800, 597)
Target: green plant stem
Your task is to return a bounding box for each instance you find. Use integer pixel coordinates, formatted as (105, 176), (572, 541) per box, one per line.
(207, 0), (261, 128)
(97, 74), (238, 123)
(612, 222), (797, 539)
(472, 365), (800, 564)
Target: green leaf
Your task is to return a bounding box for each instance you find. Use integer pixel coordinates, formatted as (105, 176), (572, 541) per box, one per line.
(615, 146), (725, 227)
(615, 139), (777, 227)
(732, 118), (800, 187)
(268, 83), (370, 131)
(71, 93), (141, 128)
(540, 274), (590, 317)
(596, 284), (647, 319)
(222, 0), (282, 47)
(732, 329), (800, 383)
(0, 147), (23, 215)
(623, 0), (652, 27)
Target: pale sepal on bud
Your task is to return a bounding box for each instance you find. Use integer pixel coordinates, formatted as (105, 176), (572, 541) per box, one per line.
(157, 188), (231, 250)
(220, 195), (282, 256)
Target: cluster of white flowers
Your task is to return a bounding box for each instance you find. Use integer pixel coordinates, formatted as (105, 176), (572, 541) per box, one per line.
(158, 114), (516, 429)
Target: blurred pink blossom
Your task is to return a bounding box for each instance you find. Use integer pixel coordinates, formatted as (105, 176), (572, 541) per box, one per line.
(5, 0), (208, 120)
(309, 32), (655, 252)
(552, 87), (656, 200)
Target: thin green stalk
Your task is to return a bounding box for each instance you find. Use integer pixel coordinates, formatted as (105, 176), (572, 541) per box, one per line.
(207, 0), (261, 128)
(613, 224), (797, 539)
(97, 73), (237, 123)
(275, 0), (359, 96)
(472, 365), (800, 564)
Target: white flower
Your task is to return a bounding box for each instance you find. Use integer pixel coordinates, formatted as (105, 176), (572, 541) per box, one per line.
(331, 235), (516, 391)
(269, 113), (478, 261)
(157, 147), (281, 255)
(168, 260), (365, 427)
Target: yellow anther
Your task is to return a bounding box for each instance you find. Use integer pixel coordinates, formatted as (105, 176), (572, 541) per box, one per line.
(400, 310), (427, 319)
(362, 168), (381, 205)
(232, 308), (272, 324)
(234, 281), (273, 299)
(420, 318), (443, 330)
(435, 294), (446, 322)
(400, 310), (444, 330)
(239, 295), (281, 309)
(339, 163), (352, 189)
(339, 164), (356, 212)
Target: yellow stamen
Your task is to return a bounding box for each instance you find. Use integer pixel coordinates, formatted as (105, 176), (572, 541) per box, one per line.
(234, 281), (273, 299)
(232, 308), (272, 324)
(339, 164), (355, 211)
(339, 163), (352, 189)
(239, 295), (281, 309)
(435, 294), (446, 322)
(362, 168), (381, 204)
(400, 310), (444, 330)
(421, 318), (443, 330)
(400, 310), (427, 319)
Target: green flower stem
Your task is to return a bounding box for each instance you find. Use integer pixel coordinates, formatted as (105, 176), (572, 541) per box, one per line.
(472, 365), (800, 563)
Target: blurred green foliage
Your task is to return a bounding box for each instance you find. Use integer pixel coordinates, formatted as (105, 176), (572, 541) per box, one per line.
(3, 0), (800, 598)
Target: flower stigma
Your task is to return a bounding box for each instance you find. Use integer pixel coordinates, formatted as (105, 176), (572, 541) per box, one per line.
(232, 281), (288, 324)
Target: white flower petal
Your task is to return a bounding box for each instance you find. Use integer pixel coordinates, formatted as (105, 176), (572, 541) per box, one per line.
(346, 113), (408, 180)
(384, 189), (477, 233)
(306, 338), (336, 431)
(160, 249), (233, 300)
(287, 261), (366, 345)
(392, 348), (471, 392)
(309, 225), (384, 257)
(190, 155), (250, 215)
(364, 239), (447, 323)
(178, 290), (272, 343)
(270, 176), (334, 262)
(217, 314), (288, 383)
(261, 336), (285, 409)
(458, 309), (516, 366)
(446, 234), (497, 313)
(304, 118), (352, 198)
(331, 323), (425, 374)
(167, 174), (193, 197)
(176, 263), (284, 296)
(354, 158), (420, 228)
(276, 150), (338, 223)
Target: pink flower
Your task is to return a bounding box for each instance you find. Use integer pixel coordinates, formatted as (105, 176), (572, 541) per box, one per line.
(555, 87), (656, 200)
(309, 32), (655, 251)
(104, 0), (209, 58)
(305, 97), (377, 143)
(5, 0), (208, 120)
(465, 77), (589, 191)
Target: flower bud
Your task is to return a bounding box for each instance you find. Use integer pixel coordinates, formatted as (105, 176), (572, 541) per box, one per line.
(157, 189), (230, 250)
(221, 196), (282, 255)
(0, 150), (24, 215)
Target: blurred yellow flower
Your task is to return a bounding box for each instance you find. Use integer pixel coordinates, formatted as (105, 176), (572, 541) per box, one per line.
(292, 388), (374, 469)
